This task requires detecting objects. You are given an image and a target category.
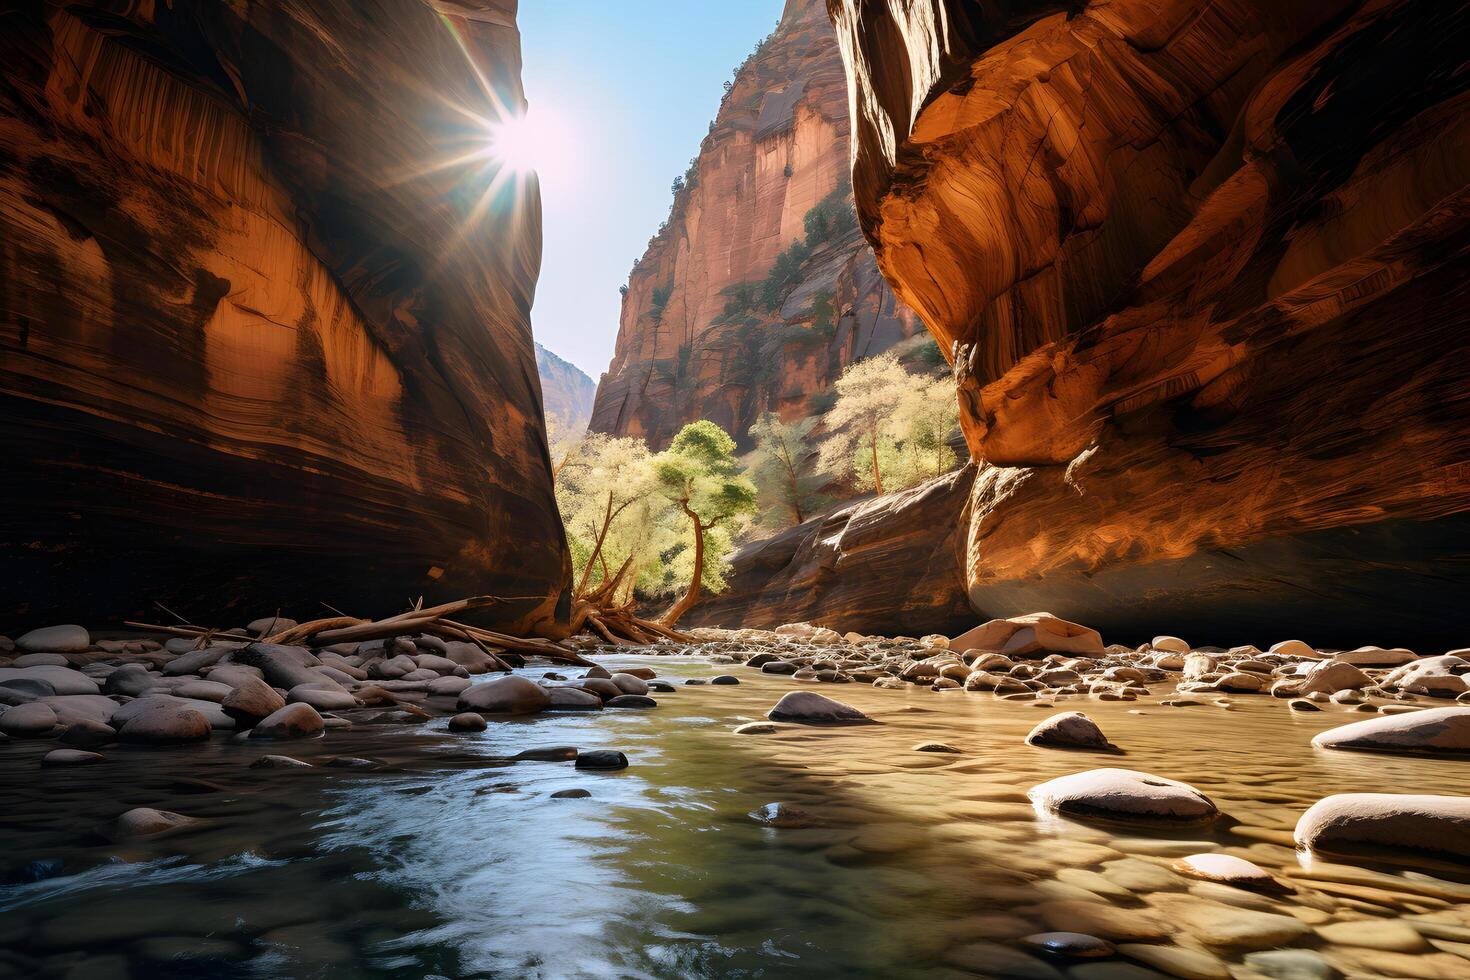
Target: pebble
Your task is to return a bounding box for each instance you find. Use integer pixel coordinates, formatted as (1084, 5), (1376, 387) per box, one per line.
(734, 722), (779, 735)
(514, 746), (578, 761)
(1115, 943), (1230, 979)
(551, 788), (591, 799)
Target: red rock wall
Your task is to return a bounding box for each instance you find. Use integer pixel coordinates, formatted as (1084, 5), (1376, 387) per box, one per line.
(589, 0), (922, 450)
(820, 0), (1470, 646)
(1, 1), (570, 633)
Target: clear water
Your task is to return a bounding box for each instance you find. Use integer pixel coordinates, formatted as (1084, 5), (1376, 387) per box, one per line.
(2, 652), (1468, 979)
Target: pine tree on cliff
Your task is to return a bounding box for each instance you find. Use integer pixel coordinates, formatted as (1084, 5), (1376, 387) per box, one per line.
(655, 421), (757, 626)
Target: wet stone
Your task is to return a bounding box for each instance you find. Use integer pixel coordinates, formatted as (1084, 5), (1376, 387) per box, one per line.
(1020, 932), (1115, 958)
(913, 741), (961, 753)
(250, 754), (312, 769)
(748, 803), (818, 828)
(514, 746), (578, 761)
(606, 694), (657, 708)
(114, 807), (197, 839)
(41, 748), (104, 767)
(327, 756), (382, 769)
(448, 712), (488, 732)
(710, 675), (740, 685)
(734, 722), (779, 735)
(551, 788), (591, 799)
(574, 750), (628, 771)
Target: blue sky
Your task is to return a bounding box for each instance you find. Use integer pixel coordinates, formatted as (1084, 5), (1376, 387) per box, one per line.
(517, 1), (787, 379)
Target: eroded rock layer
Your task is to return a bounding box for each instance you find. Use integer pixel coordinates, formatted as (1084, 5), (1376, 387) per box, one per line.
(589, 0), (922, 450)
(686, 466), (977, 636)
(822, 0), (1470, 646)
(1, 1), (569, 633)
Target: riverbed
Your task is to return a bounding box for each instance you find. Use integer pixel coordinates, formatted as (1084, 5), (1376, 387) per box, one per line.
(2, 650), (1468, 979)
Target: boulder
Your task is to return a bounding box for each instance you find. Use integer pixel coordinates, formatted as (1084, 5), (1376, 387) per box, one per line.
(12, 653), (70, 667)
(1151, 636), (1190, 654)
(1312, 707), (1470, 756)
(1029, 768), (1218, 824)
(0, 701), (58, 737)
(1269, 640), (1319, 659)
(162, 645), (236, 676)
(0, 665), (99, 696)
(443, 641), (499, 674)
(227, 644), (323, 690)
(952, 613), (1104, 659)
(1384, 655), (1469, 697)
(1300, 660), (1373, 695)
(287, 685), (358, 712)
(447, 712), (487, 732)
(249, 703), (325, 739)
(606, 694), (656, 709)
(42, 695), (119, 727)
(112, 695), (232, 731)
(222, 677), (287, 724)
(15, 625), (89, 653)
(59, 719), (116, 746)
(118, 704), (212, 743)
(574, 750), (628, 770)
(545, 687), (602, 711)
(1295, 793), (1470, 863)
(1025, 712), (1115, 751)
(114, 807), (197, 839)
(766, 691), (871, 725)
(456, 675), (550, 715)
(609, 673), (650, 695)
(1334, 646), (1418, 668)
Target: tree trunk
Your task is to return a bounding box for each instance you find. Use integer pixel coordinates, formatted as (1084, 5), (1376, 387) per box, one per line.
(870, 433), (884, 495)
(659, 501), (705, 626)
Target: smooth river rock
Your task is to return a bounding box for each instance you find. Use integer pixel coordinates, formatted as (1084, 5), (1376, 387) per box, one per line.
(15, 625), (90, 653)
(766, 691), (871, 725)
(114, 807), (198, 839)
(1294, 793), (1470, 863)
(1029, 769), (1218, 824)
(1312, 707), (1470, 755)
(457, 676), (550, 715)
(1025, 712), (1115, 751)
(249, 703), (325, 740)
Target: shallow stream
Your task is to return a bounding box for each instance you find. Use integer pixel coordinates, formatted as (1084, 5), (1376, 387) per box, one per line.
(2, 651), (1468, 979)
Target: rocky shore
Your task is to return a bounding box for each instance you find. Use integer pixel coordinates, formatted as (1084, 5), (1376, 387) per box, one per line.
(3, 612), (1469, 977)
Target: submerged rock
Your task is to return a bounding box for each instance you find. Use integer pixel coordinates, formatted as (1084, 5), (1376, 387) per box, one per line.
(1020, 932), (1115, 959)
(114, 807), (197, 839)
(42, 748), (104, 767)
(249, 703), (324, 740)
(1294, 793), (1470, 863)
(1025, 712), (1115, 751)
(456, 676), (550, 715)
(748, 803), (819, 828)
(1029, 768), (1217, 824)
(766, 691), (871, 725)
(1312, 707), (1470, 755)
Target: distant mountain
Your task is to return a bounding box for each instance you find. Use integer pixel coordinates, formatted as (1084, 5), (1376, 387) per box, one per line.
(535, 342), (596, 435)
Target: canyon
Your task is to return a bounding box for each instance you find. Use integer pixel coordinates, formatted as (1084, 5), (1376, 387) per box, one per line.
(588, 0), (923, 451)
(0, 0), (568, 635)
(696, 0), (1470, 646)
(535, 342), (596, 435)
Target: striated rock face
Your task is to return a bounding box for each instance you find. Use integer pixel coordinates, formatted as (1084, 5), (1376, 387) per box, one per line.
(1, 1), (569, 633)
(590, 0), (923, 450)
(824, 0), (1470, 646)
(535, 343), (596, 434)
(686, 465), (977, 636)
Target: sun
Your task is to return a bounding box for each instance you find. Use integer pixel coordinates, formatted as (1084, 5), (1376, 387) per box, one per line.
(483, 112), (555, 176)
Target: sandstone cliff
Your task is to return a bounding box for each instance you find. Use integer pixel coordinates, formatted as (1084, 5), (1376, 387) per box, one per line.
(1, 1), (569, 633)
(589, 0), (922, 450)
(798, 0), (1470, 647)
(535, 343), (596, 434)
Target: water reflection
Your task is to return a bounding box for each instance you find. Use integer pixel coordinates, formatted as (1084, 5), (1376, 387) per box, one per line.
(2, 653), (1469, 979)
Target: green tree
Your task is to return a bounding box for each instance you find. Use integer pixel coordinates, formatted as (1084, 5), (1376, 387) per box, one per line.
(749, 413), (827, 527)
(816, 352), (914, 495)
(653, 421), (757, 625)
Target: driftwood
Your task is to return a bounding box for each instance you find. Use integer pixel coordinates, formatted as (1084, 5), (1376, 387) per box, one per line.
(125, 594), (596, 667)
